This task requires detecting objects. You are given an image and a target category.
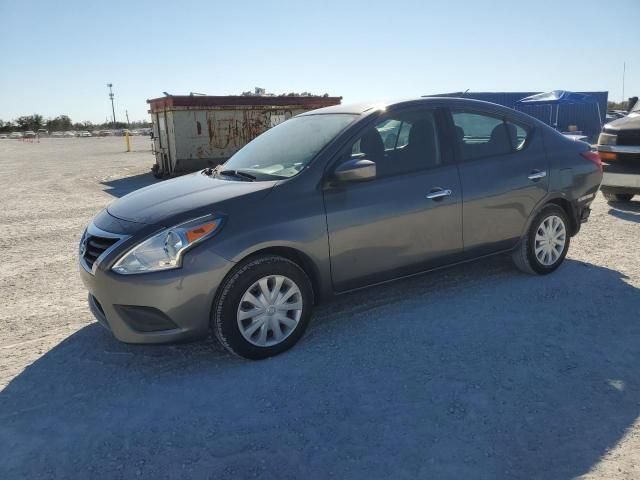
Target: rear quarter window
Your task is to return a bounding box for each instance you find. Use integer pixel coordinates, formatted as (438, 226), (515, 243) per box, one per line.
(505, 120), (531, 151)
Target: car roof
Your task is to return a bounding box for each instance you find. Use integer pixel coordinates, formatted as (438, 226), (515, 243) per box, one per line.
(300, 97), (548, 126)
(300, 97), (509, 114)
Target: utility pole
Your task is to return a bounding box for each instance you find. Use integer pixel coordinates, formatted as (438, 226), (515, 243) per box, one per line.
(107, 83), (116, 127)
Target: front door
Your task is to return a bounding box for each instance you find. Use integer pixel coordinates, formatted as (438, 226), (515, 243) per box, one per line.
(323, 108), (463, 292)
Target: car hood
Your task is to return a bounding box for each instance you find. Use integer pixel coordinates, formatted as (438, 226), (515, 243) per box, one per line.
(107, 172), (277, 226)
(605, 112), (640, 131)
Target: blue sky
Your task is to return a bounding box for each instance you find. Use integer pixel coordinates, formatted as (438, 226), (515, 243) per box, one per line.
(1, 0), (638, 123)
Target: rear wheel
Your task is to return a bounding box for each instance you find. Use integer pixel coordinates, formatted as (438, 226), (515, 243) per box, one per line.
(151, 163), (164, 179)
(212, 255), (314, 360)
(512, 204), (570, 275)
(603, 192), (634, 203)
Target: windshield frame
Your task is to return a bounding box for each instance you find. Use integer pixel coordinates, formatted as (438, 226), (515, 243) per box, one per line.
(218, 113), (360, 182)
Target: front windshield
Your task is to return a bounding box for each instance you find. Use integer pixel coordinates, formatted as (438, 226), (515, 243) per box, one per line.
(220, 114), (358, 179)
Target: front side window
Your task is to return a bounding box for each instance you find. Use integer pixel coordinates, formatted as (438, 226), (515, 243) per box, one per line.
(349, 111), (441, 178)
(222, 114), (358, 180)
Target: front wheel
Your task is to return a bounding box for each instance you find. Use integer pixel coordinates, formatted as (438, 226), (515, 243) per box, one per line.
(212, 255), (314, 360)
(512, 205), (570, 275)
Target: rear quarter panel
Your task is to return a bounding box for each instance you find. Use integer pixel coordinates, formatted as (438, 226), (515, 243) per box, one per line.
(544, 130), (602, 204)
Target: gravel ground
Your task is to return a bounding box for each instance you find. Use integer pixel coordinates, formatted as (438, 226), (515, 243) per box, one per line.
(0, 137), (639, 479)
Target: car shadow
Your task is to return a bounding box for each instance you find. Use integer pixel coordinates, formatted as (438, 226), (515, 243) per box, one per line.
(608, 199), (640, 223)
(1, 257), (639, 479)
(101, 172), (160, 198)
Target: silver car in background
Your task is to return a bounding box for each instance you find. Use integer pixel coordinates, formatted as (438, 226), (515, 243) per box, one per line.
(79, 98), (602, 359)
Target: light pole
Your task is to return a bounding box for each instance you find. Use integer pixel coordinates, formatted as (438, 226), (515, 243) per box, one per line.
(107, 83), (116, 128)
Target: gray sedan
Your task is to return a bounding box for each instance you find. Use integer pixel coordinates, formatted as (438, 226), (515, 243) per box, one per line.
(79, 98), (602, 359)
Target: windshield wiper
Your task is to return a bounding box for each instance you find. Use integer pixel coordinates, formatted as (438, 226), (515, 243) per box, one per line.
(218, 169), (256, 181)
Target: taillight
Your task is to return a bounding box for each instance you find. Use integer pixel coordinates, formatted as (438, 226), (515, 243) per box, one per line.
(580, 151), (602, 171)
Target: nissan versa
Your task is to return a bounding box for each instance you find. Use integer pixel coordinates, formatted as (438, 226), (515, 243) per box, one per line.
(79, 98), (602, 359)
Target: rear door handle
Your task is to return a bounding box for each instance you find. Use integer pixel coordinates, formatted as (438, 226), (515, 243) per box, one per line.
(426, 188), (452, 200)
(528, 170), (547, 181)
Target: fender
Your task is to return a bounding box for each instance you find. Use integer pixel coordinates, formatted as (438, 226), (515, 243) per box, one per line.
(518, 192), (580, 245)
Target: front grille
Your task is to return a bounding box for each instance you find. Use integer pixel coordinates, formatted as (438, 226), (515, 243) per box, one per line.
(83, 235), (118, 270)
(616, 129), (640, 146)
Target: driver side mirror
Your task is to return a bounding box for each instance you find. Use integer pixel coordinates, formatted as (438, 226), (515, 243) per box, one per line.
(333, 158), (376, 183)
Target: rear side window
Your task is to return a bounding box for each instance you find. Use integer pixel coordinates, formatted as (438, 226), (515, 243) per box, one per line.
(452, 112), (511, 161)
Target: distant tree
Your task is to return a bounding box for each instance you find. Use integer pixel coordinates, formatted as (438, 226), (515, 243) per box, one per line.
(15, 114), (44, 131)
(0, 121), (15, 133)
(46, 115), (73, 132)
(73, 121), (95, 130)
(608, 101), (629, 111)
(1, 114), (151, 133)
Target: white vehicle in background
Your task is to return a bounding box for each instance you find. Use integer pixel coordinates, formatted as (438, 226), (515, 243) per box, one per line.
(0, 134), (8, 139)
(63, 131), (76, 137)
(51, 131), (64, 137)
(9, 132), (23, 139)
(24, 131), (36, 138)
(79, 131), (92, 137)
(37, 129), (49, 136)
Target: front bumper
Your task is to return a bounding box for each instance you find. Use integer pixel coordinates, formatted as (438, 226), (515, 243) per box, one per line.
(602, 172), (640, 190)
(599, 147), (640, 194)
(80, 242), (235, 344)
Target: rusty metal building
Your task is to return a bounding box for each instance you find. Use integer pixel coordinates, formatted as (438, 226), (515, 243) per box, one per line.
(147, 95), (342, 177)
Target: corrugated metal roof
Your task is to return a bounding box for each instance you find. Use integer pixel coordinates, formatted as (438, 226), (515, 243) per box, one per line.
(147, 95), (342, 113)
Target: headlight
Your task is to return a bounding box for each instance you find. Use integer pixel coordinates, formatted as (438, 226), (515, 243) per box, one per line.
(598, 132), (617, 146)
(111, 215), (223, 275)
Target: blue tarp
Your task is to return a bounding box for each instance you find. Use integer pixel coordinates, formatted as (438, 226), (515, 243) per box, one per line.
(515, 90), (598, 106)
(514, 90), (602, 138)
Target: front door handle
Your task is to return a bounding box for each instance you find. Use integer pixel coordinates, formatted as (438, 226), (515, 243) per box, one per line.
(426, 188), (452, 200)
(528, 170), (547, 181)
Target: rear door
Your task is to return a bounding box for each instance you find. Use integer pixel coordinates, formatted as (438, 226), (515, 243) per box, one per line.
(451, 110), (548, 254)
(323, 107), (463, 291)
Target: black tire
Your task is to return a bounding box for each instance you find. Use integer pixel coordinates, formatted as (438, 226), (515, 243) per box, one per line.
(212, 255), (314, 360)
(512, 204), (570, 275)
(603, 192), (634, 203)
(151, 164), (164, 179)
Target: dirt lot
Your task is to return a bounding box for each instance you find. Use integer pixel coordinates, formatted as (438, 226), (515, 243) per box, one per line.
(1, 137), (639, 479)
